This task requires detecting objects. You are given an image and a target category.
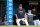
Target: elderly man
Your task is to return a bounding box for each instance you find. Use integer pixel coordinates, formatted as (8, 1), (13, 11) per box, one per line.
(15, 4), (29, 26)
(32, 8), (40, 25)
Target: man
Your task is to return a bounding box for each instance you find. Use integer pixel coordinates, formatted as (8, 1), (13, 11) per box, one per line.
(32, 8), (40, 25)
(3, 15), (9, 25)
(3, 20), (9, 25)
(15, 4), (29, 26)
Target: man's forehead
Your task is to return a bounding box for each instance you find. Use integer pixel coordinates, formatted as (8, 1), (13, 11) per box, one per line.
(19, 4), (22, 7)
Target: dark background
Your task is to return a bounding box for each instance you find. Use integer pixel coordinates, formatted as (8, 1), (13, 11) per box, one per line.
(0, 1), (6, 22)
(13, 0), (40, 25)
(0, 0), (40, 25)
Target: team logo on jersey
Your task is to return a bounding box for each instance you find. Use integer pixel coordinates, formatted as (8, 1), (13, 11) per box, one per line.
(18, 11), (23, 14)
(9, 7), (12, 10)
(9, 11), (12, 14)
(9, 0), (12, 1)
(9, 20), (12, 22)
(9, 3), (12, 6)
(9, 15), (12, 18)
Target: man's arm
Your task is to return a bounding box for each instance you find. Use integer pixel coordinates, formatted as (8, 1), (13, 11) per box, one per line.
(24, 14), (26, 20)
(31, 11), (36, 16)
(33, 14), (36, 16)
(15, 9), (18, 19)
(15, 14), (18, 19)
(24, 9), (26, 20)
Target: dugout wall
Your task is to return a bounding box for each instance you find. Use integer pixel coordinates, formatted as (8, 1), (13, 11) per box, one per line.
(7, 0), (13, 25)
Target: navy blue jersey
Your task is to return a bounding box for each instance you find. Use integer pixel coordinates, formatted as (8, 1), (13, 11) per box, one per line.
(15, 8), (25, 19)
(32, 11), (39, 20)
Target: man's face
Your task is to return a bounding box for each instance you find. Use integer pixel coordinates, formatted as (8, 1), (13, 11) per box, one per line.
(4, 20), (6, 22)
(19, 6), (22, 10)
(32, 9), (36, 11)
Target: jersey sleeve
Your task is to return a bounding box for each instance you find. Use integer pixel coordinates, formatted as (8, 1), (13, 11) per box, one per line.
(24, 9), (25, 14)
(15, 9), (18, 14)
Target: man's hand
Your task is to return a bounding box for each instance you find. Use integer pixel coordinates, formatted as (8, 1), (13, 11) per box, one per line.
(16, 18), (18, 20)
(15, 14), (18, 20)
(24, 18), (26, 20)
(33, 14), (36, 16)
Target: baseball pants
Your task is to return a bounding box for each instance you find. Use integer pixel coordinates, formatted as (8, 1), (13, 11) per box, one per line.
(33, 19), (40, 25)
(16, 18), (29, 26)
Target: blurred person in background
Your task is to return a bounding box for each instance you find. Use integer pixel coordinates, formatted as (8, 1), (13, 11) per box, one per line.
(32, 8), (40, 26)
(15, 4), (29, 26)
(3, 15), (9, 25)
(0, 21), (2, 25)
(4, 20), (9, 25)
